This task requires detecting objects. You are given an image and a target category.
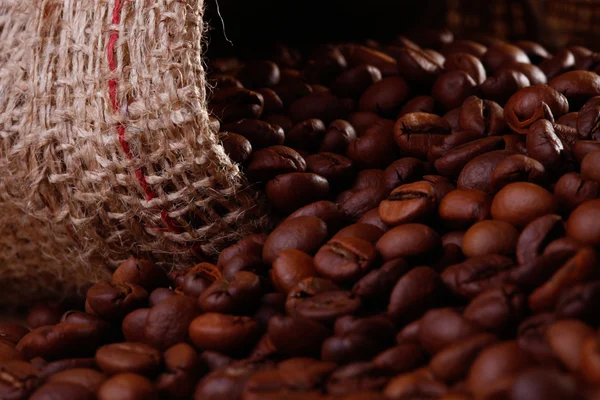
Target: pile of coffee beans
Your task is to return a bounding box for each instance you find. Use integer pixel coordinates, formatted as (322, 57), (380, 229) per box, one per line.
(3, 30), (600, 399)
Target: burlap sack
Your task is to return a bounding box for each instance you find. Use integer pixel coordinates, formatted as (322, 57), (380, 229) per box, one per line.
(0, 0), (269, 305)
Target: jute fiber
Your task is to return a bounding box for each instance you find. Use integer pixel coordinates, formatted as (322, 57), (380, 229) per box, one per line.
(0, 0), (269, 304)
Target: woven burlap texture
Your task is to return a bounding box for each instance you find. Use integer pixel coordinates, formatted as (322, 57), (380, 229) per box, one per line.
(0, 0), (268, 305)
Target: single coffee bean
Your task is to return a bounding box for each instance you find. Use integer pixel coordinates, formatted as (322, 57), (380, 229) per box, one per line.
(331, 65), (383, 98)
(194, 359), (273, 400)
(458, 96), (505, 136)
(504, 85), (568, 134)
(579, 336), (600, 384)
(398, 96), (436, 118)
(285, 277), (340, 317)
(352, 259), (409, 303)
(26, 303), (63, 330)
(320, 120), (358, 154)
(382, 158), (426, 191)
(376, 224), (440, 262)
(29, 382), (95, 400)
(435, 137), (506, 177)
(418, 308), (481, 355)
(266, 173), (330, 213)
(96, 342), (161, 376)
(0, 323), (29, 345)
(526, 120), (568, 168)
(189, 313), (260, 356)
(438, 189), (491, 229)
(218, 234), (267, 268)
(208, 74), (243, 90)
(271, 249), (317, 294)
(208, 88), (264, 123)
(481, 69), (531, 104)
(47, 368), (106, 393)
(334, 223), (384, 243)
(181, 263), (221, 297)
(272, 78), (313, 107)
(122, 308), (149, 343)
(144, 294), (199, 350)
(295, 291), (361, 325)
(457, 150), (516, 192)
(289, 92), (353, 124)
(491, 182), (557, 228)
(554, 172), (600, 212)
(262, 216), (328, 265)
(517, 313), (557, 365)
(432, 70), (478, 110)
(490, 154), (547, 192)
(498, 62), (548, 85)
(378, 181), (437, 226)
(341, 186), (391, 222)
(267, 315), (331, 357)
(556, 281), (600, 324)
(462, 220), (519, 258)
(394, 46), (443, 84)
(394, 112), (451, 160)
(373, 343), (427, 375)
(238, 60), (280, 89)
(577, 96), (600, 140)
(441, 39), (487, 58)
(340, 44), (398, 76)
(112, 257), (169, 292)
(284, 119), (327, 153)
(581, 150), (600, 182)
(443, 53), (486, 85)
(148, 288), (176, 306)
(17, 323), (104, 360)
(543, 237), (584, 255)
(483, 43), (530, 72)
(430, 333), (497, 383)
(546, 319), (595, 372)
(557, 111), (579, 128)
(516, 214), (564, 264)
(314, 237), (376, 283)
(222, 119), (284, 149)
(302, 45), (348, 85)
(566, 199), (600, 246)
(357, 208), (390, 232)
(358, 77), (409, 118)
(256, 88), (284, 114)
(326, 362), (390, 396)
(513, 40), (550, 64)
(467, 341), (531, 400)
(246, 145), (306, 182)
(388, 266), (442, 323)
(383, 368), (448, 400)
(97, 373), (158, 400)
(549, 70), (600, 108)
(85, 281), (148, 321)
(286, 201), (348, 232)
(351, 169), (385, 191)
(441, 254), (514, 298)
(463, 285), (527, 336)
(198, 271), (262, 315)
(155, 343), (200, 399)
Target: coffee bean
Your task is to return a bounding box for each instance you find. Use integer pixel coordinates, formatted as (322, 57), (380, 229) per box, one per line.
(331, 65), (383, 98)
(29, 381), (95, 400)
(418, 308), (481, 355)
(438, 189), (491, 229)
(504, 86), (568, 134)
(383, 368), (448, 400)
(352, 259), (409, 303)
(549, 70), (600, 108)
(577, 96), (600, 140)
(85, 281), (148, 321)
(314, 237), (376, 283)
(208, 74), (243, 90)
(441, 254), (514, 298)
(145, 295), (199, 350)
(388, 266), (442, 323)
(218, 235), (267, 268)
(458, 96), (505, 136)
(246, 145), (306, 182)
(302, 45), (348, 85)
(46, 368), (106, 393)
(189, 313), (260, 356)
(444, 53), (486, 85)
(432, 70), (478, 110)
(209, 88), (264, 123)
(347, 121), (399, 169)
(0, 324), (29, 345)
(148, 288), (176, 306)
(326, 362), (390, 396)
(194, 359), (273, 400)
(285, 119), (327, 152)
(294, 291), (361, 325)
(122, 308), (149, 343)
(96, 342), (161, 376)
(526, 120), (568, 168)
(581, 150), (600, 182)
(0, 360), (39, 399)
(263, 216), (329, 265)
(285, 277), (340, 317)
(557, 111), (579, 128)
(334, 223), (384, 243)
(556, 281), (600, 324)
(579, 336), (600, 384)
(546, 319), (595, 372)
(462, 220), (519, 258)
(39, 358), (96, 378)
(515, 214), (564, 264)
(347, 112), (383, 136)
(483, 43), (530, 72)
(491, 182), (557, 228)
(463, 285), (527, 336)
(442, 40), (487, 58)
(394, 112), (451, 160)
(98, 373), (158, 400)
(156, 343), (200, 399)
(320, 120), (358, 154)
(358, 77), (409, 118)
(554, 172), (600, 212)
(287, 201), (348, 231)
(517, 313), (557, 365)
(198, 271), (262, 315)
(222, 119), (284, 149)
(238, 60), (280, 89)
(457, 150), (516, 192)
(378, 181), (437, 226)
(268, 315), (331, 357)
(256, 88), (284, 115)
(499, 62), (548, 85)
(490, 154), (547, 192)
(566, 199), (600, 246)
(373, 343), (427, 375)
(398, 96), (436, 118)
(289, 92), (353, 124)
(430, 333), (497, 383)
(180, 263), (221, 297)
(511, 368), (578, 400)
(340, 44), (398, 76)
(17, 323), (104, 360)
(266, 173), (330, 213)
(271, 249), (317, 294)
(341, 186), (391, 222)
(513, 41), (550, 64)
(435, 137), (506, 177)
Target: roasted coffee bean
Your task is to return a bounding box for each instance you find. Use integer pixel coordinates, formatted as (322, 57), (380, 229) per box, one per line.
(218, 235), (267, 268)
(398, 96), (436, 118)
(198, 271), (262, 315)
(490, 154), (547, 192)
(222, 119), (284, 149)
(246, 145), (306, 182)
(194, 359), (273, 400)
(208, 74), (243, 90)
(0, 360), (39, 399)
(155, 343), (200, 399)
(346, 112), (382, 136)
(351, 169), (385, 191)
(266, 173), (330, 213)
(438, 189), (491, 229)
(480, 69), (531, 104)
(314, 237), (376, 283)
(293, 290), (361, 325)
(17, 323), (104, 360)
(189, 313), (260, 356)
(394, 46), (443, 83)
(47, 368), (106, 392)
(457, 150), (516, 192)
(319, 120), (358, 155)
(491, 182), (557, 228)
(326, 362), (390, 396)
(429, 130), (484, 161)
(557, 111), (579, 128)
(464, 285), (527, 336)
(483, 43), (530, 72)
(382, 158), (426, 190)
(26, 303), (63, 330)
(263, 216), (328, 265)
(358, 77), (409, 118)
(352, 259), (409, 302)
(504, 86), (569, 134)
(112, 257), (169, 292)
(85, 281), (147, 321)
(333, 223), (384, 243)
(122, 309), (149, 343)
(347, 121), (399, 169)
(394, 112), (451, 160)
(378, 181), (437, 225)
(357, 208), (390, 232)
(340, 44), (398, 76)
(543, 237), (584, 255)
(499, 61), (548, 85)
(458, 96), (505, 136)
(181, 263), (221, 297)
(467, 340), (531, 400)
(373, 343), (427, 375)
(430, 333), (497, 383)
(443, 53), (486, 85)
(435, 137), (506, 177)
(554, 172), (600, 212)
(549, 70), (600, 108)
(271, 249), (317, 294)
(286, 201), (348, 232)
(256, 88), (284, 114)
(39, 358), (96, 378)
(285, 119), (327, 152)
(238, 60), (280, 89)
(388, 266), (442, 323)
(556, 281), (600, 324)
(285, 277), (340, 317)
(289, 92), (353, 124)
(579, 335), (600, 384)
(331, 65), (382, 98)
(264, 114), (293, 133)
(268, 315), (331, 357)
(341, 185), (390, 222)
(526, 120), (568, 168)
(95, 342), (161, 376)
(384, 368), (448, 400)
(517, 313), (557, 365)
(29, 381), (95, 400)
(0, 324), (29, 346)
(581, 150), (600, 183)
(418, 308), (481, 355)
(98, 373), (158, 400)
(511, 367), (578, 400)
(442, 39), (487, 58)
(376, 223), (441, 261)
(302, 45), (348, 85)
(441, 254), (514, 298)
(539, 48), (576, 79)
(546, 319), (595, 372)
(144, 294), (199, 350)
(443, 107), (461, 131)
(462, 220), (519, 257)
(577, 96), (600, 140)
(209, 88), (264, 122)
(515, 214), (564, 264)
(566, 199), (600, 246)
(514, 41), (550, 64)
(432, 70), (478, 110)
